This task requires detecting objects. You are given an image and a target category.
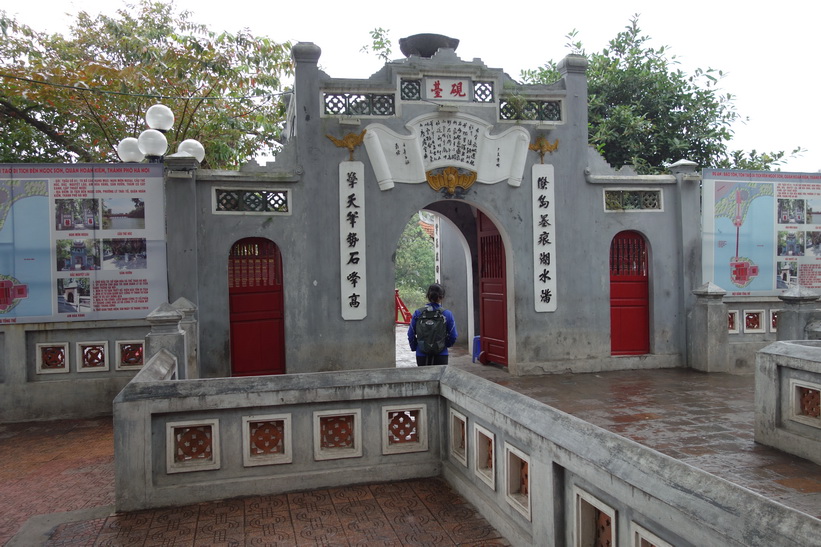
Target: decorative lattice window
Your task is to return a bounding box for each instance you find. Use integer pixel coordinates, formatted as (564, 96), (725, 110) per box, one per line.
(474, 81), (494, 103)
(449, 409), (468, 467)
(473, 423), (495, 490)
(605, 189), (662, 211)
(313, 409), (362, 460)
(500, 98), (562, 121)
(323, 93), (395, 116)
(214, 188), (289, 214)
(504, 443), (531, 521)
(400, 79), (422, 100)
(744, 310), (765, 333)
(790, 380), (821, 429)
(382, 404), (428, 454)
(728, 310), (740, 334)
(631, 522), (675, 547)
(36, 343), (70, 374)
(770, 310), (779, 332)
(116, 340), (144, 370)
(575, 487), (617, 547)
(242, 414), (292, 466)
(77, 341), (109, 372)
(166, 419), (221, 473)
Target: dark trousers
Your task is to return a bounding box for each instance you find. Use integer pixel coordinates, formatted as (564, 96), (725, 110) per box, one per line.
(416, 354), (449, 366)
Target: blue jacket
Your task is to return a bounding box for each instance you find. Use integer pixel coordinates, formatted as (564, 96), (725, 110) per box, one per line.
(408, 302), (457, 356)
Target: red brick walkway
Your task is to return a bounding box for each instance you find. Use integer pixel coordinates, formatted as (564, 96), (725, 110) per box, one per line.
(3, 365), (820, 544)
(0, 419), (507, 546)
(0, 419), (115, 545)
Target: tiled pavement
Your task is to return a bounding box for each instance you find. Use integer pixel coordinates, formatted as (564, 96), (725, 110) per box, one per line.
(0, 416), (508, 546)
(456, 362), (821, 520)
(2, 333), (820, 545)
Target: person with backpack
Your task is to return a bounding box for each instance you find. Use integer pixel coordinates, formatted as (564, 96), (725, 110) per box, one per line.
(407, 283), (457, 366)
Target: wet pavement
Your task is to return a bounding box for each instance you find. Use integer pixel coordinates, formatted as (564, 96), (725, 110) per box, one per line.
(1, 328), (818, 545)
(454, 362), (821, 519)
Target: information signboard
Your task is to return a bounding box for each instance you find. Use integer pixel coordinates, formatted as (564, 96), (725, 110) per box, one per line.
(0, 163), (167, 323)
(702, 168), (821, 296)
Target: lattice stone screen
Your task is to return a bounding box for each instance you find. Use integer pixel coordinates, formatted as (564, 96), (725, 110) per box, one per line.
(36, 343), (70, 374)
(313, 409), (362, 460)
(116, 341), (144, 370)
(323, 93), (395, 116)
(604, 189), (662, 211)
(505, 442), (531, 521)
(499, 99), (561, 122)
(77, 341), (108, 372)
(473, 423), (495, 490)
(166, 419), (221, 473)
(449, 408), (468, 467)
(382, 404), (428, 455)
(214, 188), (289, 214)
(243, 414), (292, 467)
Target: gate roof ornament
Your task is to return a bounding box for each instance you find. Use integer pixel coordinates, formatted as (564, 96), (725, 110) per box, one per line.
(326, 130), (367, 161)
(364, 112), (529, 191)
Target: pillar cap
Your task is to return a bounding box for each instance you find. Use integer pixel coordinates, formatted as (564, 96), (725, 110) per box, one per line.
(692, 281), (726, 299)
(778, 286), (821, 303)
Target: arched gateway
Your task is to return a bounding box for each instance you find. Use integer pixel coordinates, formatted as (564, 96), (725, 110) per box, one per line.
(228, 238), (285, 376)
(609, 231), (650, 355)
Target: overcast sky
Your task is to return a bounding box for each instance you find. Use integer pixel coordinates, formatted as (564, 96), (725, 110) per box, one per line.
(8, 0), (820, 172)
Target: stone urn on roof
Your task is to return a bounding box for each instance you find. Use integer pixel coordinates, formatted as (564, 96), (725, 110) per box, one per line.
(399, 33), (459, 58)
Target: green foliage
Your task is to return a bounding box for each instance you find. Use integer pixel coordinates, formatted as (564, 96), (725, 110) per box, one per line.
(395, 212), (435, 311)
(0, 1), (292, 168)
(361, 28), (392, 63)
(521, 16), (798, 174)
(717, 147), (805, 171)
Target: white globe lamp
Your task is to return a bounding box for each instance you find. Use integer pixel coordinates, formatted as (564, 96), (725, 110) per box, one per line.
(117, 137), (145, 162)
(177, 139), (205, 163)
(137, 129), (168, 161)
(145, 104), (174, 131)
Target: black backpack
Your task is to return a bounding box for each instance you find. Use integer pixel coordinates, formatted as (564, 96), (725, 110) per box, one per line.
(415, 305), (448, 355)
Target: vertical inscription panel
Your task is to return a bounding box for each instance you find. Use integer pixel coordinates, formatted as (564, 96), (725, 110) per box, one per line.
(339, 162), (366, 320)
(532, 164), (557, 312)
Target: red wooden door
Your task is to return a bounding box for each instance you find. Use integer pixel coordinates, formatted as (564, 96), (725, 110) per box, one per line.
(229, 238), (285, 376)
(477, 211), (508, 365)
(610, 231), (649, 355)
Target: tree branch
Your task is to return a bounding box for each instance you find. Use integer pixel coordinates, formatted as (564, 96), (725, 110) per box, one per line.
(0, 98), (94, 162)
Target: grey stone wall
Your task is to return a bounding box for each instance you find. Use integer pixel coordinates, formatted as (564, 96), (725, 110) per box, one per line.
(0, 320), (149, 422)
(756, 340), (821, 465)
(113, 364), (820, 546)
(171, 42), (707, 377)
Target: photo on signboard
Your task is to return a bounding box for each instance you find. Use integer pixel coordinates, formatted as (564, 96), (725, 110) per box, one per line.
(56, 276), (91, 313)
(776, 231), (805, 257)
(55, 199), (100, 231)
(102, 198), (145, 230)
(807, 232), (821, 256)
(806, 198), (821, 225)
(776, 261), (798, 289)
(56, 238), (101, 271)
(102, 238), (147, 270)
(776, 198), (806, 224)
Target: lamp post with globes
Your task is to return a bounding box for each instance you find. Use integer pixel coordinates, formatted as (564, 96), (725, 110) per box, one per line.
(116, 104), (204, 164)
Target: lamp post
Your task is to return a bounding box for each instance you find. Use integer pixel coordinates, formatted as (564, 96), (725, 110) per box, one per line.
(116, 104), (204, 164)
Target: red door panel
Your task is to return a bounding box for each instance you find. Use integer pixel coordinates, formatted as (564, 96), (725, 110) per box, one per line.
(478, 211), (508, 365)
(610, 231), (649, 355)
(229, 238), (285, 376)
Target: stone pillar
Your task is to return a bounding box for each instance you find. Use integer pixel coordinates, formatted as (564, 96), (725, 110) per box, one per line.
(172, 297), (199, 379)
(689, 282), (728, 372)
(144, 302), (185, 379)
(163, 155), (200, 308)
(671, 159), (701, 368)
(777, 286), (821, 341)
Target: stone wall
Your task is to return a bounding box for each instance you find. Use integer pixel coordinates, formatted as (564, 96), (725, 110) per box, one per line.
(113, 363), (819, 546)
